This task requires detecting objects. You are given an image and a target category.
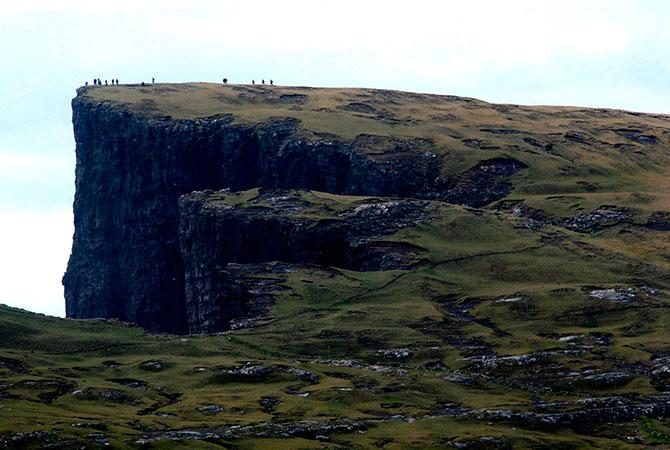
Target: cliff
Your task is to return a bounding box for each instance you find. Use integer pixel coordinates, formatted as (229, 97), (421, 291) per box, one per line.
(8, 82), (670, 447)
(64, 83), (670, 333)
(179, 189), (434, 333)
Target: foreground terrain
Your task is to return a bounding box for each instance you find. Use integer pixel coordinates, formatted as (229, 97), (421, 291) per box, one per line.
(3, 83), (670, 448)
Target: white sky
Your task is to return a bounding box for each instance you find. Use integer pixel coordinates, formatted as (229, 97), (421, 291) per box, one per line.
(0, 0), (669, 316)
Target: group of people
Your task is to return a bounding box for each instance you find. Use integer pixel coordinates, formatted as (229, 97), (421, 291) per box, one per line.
(85, 78), (119, 86)
(85, 76), (277, 87)
(222, 78), (275, 86)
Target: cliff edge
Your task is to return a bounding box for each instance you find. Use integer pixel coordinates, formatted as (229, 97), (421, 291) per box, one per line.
(63, 83), (670, 333)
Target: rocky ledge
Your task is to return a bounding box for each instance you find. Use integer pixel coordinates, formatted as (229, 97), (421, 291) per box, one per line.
(179, 189), (434, 334)
(63, 92), (525, 333)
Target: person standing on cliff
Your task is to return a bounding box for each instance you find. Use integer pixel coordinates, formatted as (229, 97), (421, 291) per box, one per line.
(152, 77), (155, 84)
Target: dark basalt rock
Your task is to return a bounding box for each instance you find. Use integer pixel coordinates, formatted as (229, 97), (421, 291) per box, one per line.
(0, 356), (28, 373)
(108, 378), (148, 389)
(197, 404), (225, 415)
(0, 431), (58, 449)
(139, 360), (168, 372)
(64, 94), (526, 333)
(213, 363), (274, 382)
(646, 212), (670, 231)
(614, 128), (659, 145)
(259, 396), (281, 413)
(500, 201), (632, 233)
(179, 191), (433, 333)
(448, 436), (512, 449)
(555, 207), (631, 233)
(470, 395), (670, 430)
(72, 387), (138, 405)
(13, 379), (77, 404)
(443, 158), (527, 208)
(136, 419), (368, 444)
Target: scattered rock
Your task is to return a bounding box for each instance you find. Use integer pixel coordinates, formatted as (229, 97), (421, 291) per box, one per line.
(136, 419), (368, 444)
(87, 432), (110, 446)
(589, 288), (637, 303)
(13, 379), (76, 404)
(495, 296), (524, 304)
(197, 404), (225, 415)
(449, 436), (512, 449)
(577, 371), (634, 389)
(377, 348), (411, 360)
(72, 388), (138, 405)
(614, 128), (659, 145)
(0, 431), (57, 448)
(102, 360), (121, 369)
(140, 360), (168, 372)
(259, 396), (281, 413)
(480, 128), (525, 135)
(556, 207), (631, 233)
(72, 422), (108, 431)
(107, 378), (148, 389)
(214, 363), (274, 382)
(444, 158), (528, 208)
(645, 212), (670, 231)
(564, 131), (592, 145)
(277, 366), (320, 384)
(0, 356), (28, 373)
(443, 373), (474, 386)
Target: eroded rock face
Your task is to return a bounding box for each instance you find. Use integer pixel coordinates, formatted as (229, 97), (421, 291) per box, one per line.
(64, 94), (525, 333)
(179, 190), (432, 333)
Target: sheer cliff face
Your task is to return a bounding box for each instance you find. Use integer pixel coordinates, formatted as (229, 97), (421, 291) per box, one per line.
(63, 91), (524, 333)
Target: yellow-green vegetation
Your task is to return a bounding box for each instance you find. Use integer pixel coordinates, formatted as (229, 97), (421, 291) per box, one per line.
(3, 192), (670, 448)
(3, 84), (670, 448)
(84, 83), (670, 205)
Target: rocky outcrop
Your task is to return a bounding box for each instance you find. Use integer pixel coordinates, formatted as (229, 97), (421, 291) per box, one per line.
(63, 90), (525, 333)
(179, 190), (432, 333)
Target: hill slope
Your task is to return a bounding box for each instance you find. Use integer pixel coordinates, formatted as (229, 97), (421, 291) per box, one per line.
(3, 83), (670, 448)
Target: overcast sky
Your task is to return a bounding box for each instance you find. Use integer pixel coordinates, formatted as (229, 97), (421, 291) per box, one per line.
(1, 0), (669, 317)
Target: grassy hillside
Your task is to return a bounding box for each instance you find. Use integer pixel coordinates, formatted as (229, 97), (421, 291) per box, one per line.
(3, 84), (670, 448)
(4, 188), (670, 448)
(85, 82), (670, 212)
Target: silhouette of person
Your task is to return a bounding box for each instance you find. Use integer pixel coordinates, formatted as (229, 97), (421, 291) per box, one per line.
(105, 80), (108, 86)
(270, 80), (273, 86)
(152, 77), (155, 84)
(93, 79), (97, 86)
(141, 82), (145, 86)
(262, 79), (265, 84)
(85, 81), (88, 86)
(252, 80), (255, 85)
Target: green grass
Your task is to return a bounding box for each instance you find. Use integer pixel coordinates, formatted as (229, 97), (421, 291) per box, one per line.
(3, 186), (670, 447)
(2, 84), (669, 447)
